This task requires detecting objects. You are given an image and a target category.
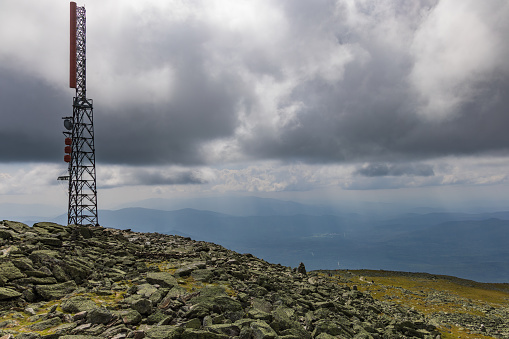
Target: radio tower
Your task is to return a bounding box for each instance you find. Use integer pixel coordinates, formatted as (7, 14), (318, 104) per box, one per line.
(62, 1), (98, 226)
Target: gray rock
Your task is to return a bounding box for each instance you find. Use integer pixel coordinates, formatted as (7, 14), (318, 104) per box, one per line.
(86, 307), (114, 324)
(0, 287), (22, 300)
(247, 308), (272, 321)
(296, 262), (306, 275)
(13, 333), (41, 339)
(39, 237), (63, 247)
(136, 283), (158, 298)
(207, 323), (241, 336)
(0, 229), (13, 240)
(0, 262), (25, 280)
(61, 296), (98, 313)
(312, 320), (351, 338)
(186, 302), (213, 319)
(191, 269), (214, 282)
(184, 318), (202, 329)
(28, 316), (62, 331)
(145, 325), (183, 339)
(180, 329), (228, 339)
(250, 320), (278, 339)
(11, 258), (34, 271)
(52, 264), (71, 282)
(131, 298), (153, 315)
(121, 309), (142, 325)
(175, 262), (206, 277)
(35, 280), (77, 300)
(146, 272), (177, 288)
(315, 333), (338, 339)
(146, 309), (166, 324)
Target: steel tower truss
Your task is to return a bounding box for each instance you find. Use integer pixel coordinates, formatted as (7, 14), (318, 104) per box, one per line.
(65, 2), (98, 226)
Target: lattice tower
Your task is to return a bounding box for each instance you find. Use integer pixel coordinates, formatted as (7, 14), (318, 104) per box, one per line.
(62, 2), (98, 226)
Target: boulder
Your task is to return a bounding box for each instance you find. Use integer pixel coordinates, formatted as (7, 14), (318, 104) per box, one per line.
(121, 309), (142, 325)
(181, 329), (228, 339)
(136, 283), (158, 298)
(11, 258), (34, 271)
(0, 287), (22, 300)
(0, 262), (25, 280)
(87, 307), (114, 324)
(312, 320), (352, 338)
(38, 237), (63, 247)
(175, 262), (206, 277)
(131, 298), (153, 315)
(207, 323), (241, 336)
(296, 262), (306, 275)
(191, 269), (214, 282)
(61, 296), (98, 313)
(250, 320), (278, 339)
(145, 325), (183, 339)
(146, 272), (178, 288)
(35, 280), (77, 300)
(0, 230), (13, 240)
(28, 317), (62, 331)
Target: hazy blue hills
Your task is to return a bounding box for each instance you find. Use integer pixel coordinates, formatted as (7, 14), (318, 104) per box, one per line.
(114, 196), (345, 216)
(12, 196), (509, 283)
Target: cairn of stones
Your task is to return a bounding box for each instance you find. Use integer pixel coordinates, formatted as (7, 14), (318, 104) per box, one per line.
(0, 221), (440, 338)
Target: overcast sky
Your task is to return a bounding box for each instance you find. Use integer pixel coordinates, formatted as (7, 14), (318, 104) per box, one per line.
(1, 0), (509, 214)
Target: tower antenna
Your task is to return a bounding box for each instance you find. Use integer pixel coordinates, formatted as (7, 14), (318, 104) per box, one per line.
(62, 1), (98, 226)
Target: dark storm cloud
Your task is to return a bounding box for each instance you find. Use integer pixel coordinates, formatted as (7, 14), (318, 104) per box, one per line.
(236, 1), (509, 164)
(242, 70), (509, 163)
(0, 68), (67, 163)
(2, 0), (509, 168)
(100, 167), (206, 188)
(355, 163), (435, 177)
(91, 15), (246, 165)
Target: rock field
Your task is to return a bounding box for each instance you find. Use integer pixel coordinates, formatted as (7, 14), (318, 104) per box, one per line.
(0, 220), (466, 338)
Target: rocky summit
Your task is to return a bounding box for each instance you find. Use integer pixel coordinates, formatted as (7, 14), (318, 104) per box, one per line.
(0, 221), (443, 338)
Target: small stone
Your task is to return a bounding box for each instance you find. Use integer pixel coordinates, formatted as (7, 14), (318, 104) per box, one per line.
(24, 307), (37, 316)
(74, 311), (88, 321)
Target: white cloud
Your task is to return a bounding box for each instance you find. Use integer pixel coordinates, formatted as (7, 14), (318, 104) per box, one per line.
(410, 0), (509, 120)
(0, 164), (63, 195)
(0, 1), (68, 88)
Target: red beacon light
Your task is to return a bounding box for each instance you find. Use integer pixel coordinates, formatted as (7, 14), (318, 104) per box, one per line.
(64, 138), (72, 162)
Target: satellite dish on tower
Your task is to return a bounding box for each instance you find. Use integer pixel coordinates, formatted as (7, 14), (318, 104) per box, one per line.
(64, 119), (73, 130)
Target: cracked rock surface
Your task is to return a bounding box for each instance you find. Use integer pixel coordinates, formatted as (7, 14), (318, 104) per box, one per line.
(0, 221), (441, 338)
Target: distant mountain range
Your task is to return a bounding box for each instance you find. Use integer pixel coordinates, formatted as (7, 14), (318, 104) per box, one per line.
(5, 196), (509, 283)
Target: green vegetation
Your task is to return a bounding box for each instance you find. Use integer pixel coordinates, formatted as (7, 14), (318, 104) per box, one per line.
(326, 269), (509, 339)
